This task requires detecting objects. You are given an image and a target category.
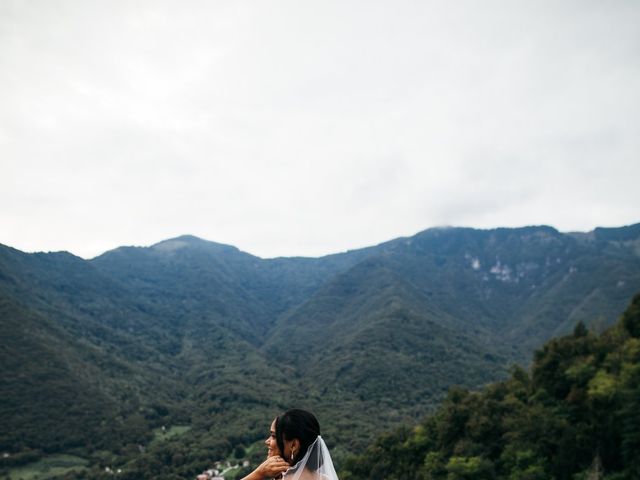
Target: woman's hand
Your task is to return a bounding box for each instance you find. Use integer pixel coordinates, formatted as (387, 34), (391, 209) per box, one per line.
(241, 455), (289, 480)
(257, 455), (289, 477)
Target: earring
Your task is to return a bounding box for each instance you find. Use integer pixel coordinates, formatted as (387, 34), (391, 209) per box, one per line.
(291, 449), (296, 461)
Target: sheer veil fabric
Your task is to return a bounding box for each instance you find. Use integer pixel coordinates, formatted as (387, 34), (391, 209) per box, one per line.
(281, 436), (338, 480)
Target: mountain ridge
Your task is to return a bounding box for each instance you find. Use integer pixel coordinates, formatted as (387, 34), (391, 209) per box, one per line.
(1, 222), (640, 477)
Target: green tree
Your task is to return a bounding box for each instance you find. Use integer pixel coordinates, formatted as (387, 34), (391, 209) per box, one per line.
(445, 456), (493, 480)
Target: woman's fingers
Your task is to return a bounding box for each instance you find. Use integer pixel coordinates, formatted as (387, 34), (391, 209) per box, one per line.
(258, 455), (289, 476)
(266, 457), (289, 474)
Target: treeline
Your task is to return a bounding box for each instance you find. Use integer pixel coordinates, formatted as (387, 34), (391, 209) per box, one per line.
(341, 294), (640, 480)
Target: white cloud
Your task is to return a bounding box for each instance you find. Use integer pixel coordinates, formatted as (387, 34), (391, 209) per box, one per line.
(1, 1), (639, 258)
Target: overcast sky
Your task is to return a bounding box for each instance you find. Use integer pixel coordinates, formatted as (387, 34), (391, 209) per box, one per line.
(1, 1), (639, 259)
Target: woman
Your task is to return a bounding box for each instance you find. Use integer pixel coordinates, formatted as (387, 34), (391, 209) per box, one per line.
(242, 409), (339, 480)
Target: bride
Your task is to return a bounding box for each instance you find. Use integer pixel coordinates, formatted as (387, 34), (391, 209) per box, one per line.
(241, 409), (339, 480)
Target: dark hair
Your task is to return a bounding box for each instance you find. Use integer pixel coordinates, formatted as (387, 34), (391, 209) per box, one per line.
(275, 409), (320, 466)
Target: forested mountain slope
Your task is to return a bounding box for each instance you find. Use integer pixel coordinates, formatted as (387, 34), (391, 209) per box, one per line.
(1, 223), (639, 478)
(341, 293), (640, 480)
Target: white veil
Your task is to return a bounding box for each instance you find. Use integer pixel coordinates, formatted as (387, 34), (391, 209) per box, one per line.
(281, 436), (339, 480)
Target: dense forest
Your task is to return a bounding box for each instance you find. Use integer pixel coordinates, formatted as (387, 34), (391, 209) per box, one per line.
(341, 293), (640, 480)
(1, 224), (640, 478)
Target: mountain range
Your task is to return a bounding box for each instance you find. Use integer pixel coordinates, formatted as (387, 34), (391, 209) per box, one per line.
(1, 223), (639, 477)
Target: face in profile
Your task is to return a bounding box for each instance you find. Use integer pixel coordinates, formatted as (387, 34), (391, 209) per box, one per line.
(265, 419), (282, 457)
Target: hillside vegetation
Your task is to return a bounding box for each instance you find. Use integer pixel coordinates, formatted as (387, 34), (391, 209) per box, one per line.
(341, 294), (640, 480)
(1, 224), (639, 478)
